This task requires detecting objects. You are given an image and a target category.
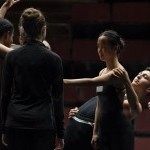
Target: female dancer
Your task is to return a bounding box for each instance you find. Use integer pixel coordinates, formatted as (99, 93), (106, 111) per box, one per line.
(64, 30), (141, 150)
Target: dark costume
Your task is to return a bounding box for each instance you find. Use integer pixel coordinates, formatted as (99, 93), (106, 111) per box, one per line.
(97, 85), (134, 150)
(0, 40), (64, 150)
(64, 85), (134, 150)
(64, 96), (97, 150)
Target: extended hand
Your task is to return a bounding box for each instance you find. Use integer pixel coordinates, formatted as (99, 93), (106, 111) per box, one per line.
(68, 107), (79, 118)
(5, 0), (20, 8)
(113, 68), (130, 84)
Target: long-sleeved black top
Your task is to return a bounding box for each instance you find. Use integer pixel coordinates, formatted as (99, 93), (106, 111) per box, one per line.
(0, 39), (64, 138)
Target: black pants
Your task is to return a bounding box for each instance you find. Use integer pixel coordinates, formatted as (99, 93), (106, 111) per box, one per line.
(64, 119), (94, 150)
(6, 128), (56, 150)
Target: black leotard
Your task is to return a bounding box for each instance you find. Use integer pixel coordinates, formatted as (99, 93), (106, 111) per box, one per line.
(97, 85), (134, 150)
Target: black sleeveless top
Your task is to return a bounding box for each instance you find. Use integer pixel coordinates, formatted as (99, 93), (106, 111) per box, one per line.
(97, 85), (133, 133)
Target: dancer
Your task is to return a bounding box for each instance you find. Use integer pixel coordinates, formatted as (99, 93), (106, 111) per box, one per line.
(64, 67), (150, 150)
(64, 30), (141, 150)
(0, 1), (20, 150)
(1, 8), (64, 150)
(0, 0), (51, 55)
(0, 0), (20, 56)
(0, 17), (14, 150)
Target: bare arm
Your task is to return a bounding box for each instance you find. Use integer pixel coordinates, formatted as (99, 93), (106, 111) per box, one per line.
(0, 0), (20, 18)
(0, 44), (13, 57)
(91, 97), (100, 150)
(114, 68), (142, 117)
(64, 70), (117, 87)
(123, 100), (133, 120)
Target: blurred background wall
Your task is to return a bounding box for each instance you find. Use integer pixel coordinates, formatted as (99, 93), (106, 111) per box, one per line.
(0, 0), (150, 149)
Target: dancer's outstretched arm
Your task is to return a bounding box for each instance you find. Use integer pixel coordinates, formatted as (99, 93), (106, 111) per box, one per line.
(0, 0), (20, 18)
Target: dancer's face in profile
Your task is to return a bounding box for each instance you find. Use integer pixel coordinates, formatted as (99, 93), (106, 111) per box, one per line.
(132, 70), (150, 96)
(97, 36), (117, 62)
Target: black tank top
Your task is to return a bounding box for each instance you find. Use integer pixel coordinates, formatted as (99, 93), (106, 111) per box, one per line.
(97, 85), (133, 132)
(98, 85), (123, 114)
